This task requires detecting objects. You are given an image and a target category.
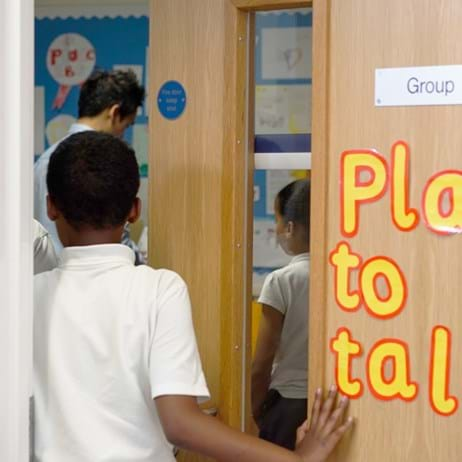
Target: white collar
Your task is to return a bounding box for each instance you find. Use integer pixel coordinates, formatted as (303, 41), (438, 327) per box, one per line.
(59, 244), (135, 269)
(289, 252), (310, 265)
(68, 123), (94, 135)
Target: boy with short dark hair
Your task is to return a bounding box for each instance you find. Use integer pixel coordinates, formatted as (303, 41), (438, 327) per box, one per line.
(34, 69), (145, 254)
(34, 131), (353, 462)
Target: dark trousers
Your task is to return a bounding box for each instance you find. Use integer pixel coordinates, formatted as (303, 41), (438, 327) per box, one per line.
(258, 389), (307, 450)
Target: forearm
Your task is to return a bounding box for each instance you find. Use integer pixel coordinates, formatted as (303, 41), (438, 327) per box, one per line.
(251, 367), (271, 418)
(174, 409), (302, 462)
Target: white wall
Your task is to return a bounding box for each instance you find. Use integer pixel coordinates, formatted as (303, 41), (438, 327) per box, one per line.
(0, 0), (34, 461)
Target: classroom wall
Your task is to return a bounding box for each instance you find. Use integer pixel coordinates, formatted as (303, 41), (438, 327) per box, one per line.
(34, 0), (150, 231)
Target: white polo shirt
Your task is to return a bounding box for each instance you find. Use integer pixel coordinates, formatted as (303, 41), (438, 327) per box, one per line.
(33, 220), (58, 275)
(34, 244), (209, 462)
(258, 253), (309, 399)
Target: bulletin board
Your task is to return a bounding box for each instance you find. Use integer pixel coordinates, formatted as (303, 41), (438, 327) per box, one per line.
(252, 9), (312, 295)
(34, 14), (149, 177)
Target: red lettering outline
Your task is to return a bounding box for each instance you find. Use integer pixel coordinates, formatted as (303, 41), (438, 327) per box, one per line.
(340, 150), (388, 238)
(330, 327), (364, 399)
(359, 255), (408, 320)
(391, 140), (419, 232)
(366, 338), (418, 402)
(429, 325), (459, 417)
(328, 241), (362, 313)
(422, 169), (462, 235)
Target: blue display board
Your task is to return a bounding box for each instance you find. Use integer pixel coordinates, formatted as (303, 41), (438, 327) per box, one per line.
(255, 10), (312, 86)
(253, 10), (312, 221)
(35, 16), (149, 176)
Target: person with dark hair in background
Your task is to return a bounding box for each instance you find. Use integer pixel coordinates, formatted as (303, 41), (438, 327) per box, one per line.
(34, 132), (352, 462)
(34, 69), (146, 263)
(252, 179), (311, 450)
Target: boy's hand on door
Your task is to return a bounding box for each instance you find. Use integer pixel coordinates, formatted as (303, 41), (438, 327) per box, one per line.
(295, 386), (353, 462)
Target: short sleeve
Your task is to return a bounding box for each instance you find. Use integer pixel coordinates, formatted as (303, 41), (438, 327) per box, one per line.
(149, 271), (210, 401)
(33, 221), (59, 275)
(258, 271), (287, 315)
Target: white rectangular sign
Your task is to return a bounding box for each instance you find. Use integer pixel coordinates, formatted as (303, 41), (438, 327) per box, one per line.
(375, 65), (462, 107)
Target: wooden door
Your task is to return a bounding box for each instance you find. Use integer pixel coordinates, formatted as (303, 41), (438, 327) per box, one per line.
(148, 1), (310, 461)
(148, 5), (252, 462)
(310, 1), (462, 460)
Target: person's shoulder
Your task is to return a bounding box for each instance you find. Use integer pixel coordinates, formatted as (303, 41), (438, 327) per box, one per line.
(33, 219), (48, 242)
(34, 265), (58, 293)
(35, 141), (59, 165)
(265, 264), (290, 282)
(264, 256), (309, 286)
(133, 265), (187, 292)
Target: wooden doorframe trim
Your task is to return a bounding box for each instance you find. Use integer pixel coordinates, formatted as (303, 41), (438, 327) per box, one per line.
(219, 1), (253, 430)
(232, 0), (312, 11)
(222, 0), (314, 431)
(308, 0), (329, 397)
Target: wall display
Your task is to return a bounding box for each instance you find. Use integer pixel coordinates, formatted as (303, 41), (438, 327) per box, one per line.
(255, 85), (311, 135)
(254, 9), (312, 140)
(253, 9), (312, 296)
(35, 14), (149, 177)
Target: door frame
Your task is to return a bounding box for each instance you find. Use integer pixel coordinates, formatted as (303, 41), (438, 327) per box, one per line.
(230, 0), (314, 430)
(0, 0), (35, 461)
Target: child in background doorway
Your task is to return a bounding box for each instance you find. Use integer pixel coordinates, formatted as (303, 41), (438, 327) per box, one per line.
(252, 179), (311, 450)
(34, 133), (352, 462)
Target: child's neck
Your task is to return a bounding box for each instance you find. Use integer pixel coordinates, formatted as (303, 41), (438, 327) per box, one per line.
(61, 226), (125, 248)
(288, 241), (309, 256)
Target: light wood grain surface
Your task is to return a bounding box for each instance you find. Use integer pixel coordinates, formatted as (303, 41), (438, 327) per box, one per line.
(232, 0), (311, 11)
(309, 1), (462, 460)
(149, 0), (251, 460)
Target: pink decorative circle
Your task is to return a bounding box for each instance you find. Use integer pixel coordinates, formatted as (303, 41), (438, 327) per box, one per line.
(47, 33), (96, 86)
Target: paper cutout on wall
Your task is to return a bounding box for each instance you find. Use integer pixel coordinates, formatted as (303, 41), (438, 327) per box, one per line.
(261, 27), (312, 80)
(255, 85), (312, 135)
(46, 114), (76, 146)
(47, 33), (96, 109)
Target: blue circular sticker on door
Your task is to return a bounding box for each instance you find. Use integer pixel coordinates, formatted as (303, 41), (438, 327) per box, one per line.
(157, 80), (187, 120)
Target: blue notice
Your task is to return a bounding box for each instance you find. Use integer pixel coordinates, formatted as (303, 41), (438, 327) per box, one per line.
(157, 80), (187, 120)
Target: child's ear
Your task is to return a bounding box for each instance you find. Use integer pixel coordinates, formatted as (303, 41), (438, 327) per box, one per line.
(108, 104), (121, 122)
(287, 221), (295, 236)
(127, 198), (141, 224)
(46, 195), (60, 222)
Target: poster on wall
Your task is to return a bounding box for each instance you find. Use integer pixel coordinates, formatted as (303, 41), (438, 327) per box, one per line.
(35, 14), (149, 177)
(255, 9), (312, 140)
(253, 9), (312, 295)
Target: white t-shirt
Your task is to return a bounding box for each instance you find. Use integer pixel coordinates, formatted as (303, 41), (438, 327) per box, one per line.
(33, 220), (58, 275)
(34, 244), (209, 462)
(258, 253), (309, 399)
